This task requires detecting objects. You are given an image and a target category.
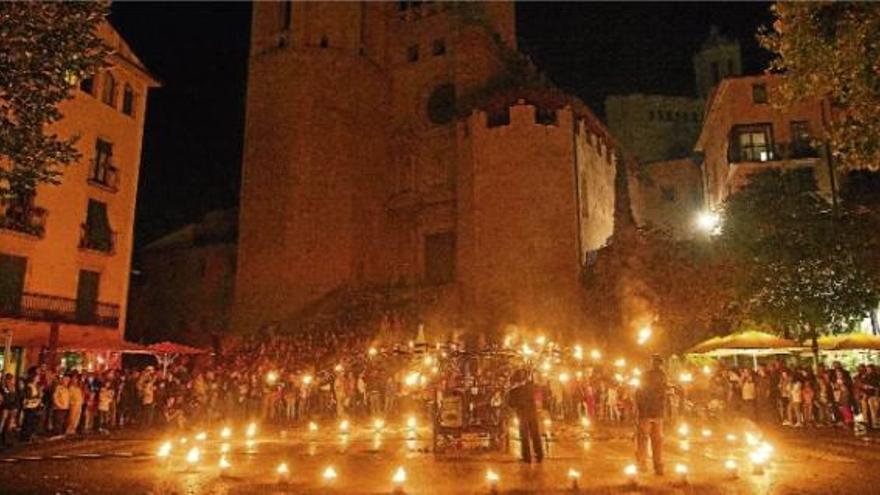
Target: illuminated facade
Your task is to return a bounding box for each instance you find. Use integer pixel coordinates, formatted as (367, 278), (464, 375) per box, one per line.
(0, 23), (158, 374)
(234, 2), (617, 338)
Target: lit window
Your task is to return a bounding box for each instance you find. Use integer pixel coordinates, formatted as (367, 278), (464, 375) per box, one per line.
(426, 83), (455, 125)
(732, 124), (773, 162)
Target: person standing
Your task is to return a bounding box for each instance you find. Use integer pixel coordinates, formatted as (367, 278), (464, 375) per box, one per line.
(0, 373), (20, 448)
(508, 368), (543, 463)
(52, 375), (71, 436)
(635, 355), (667, 476)
(19, 368), (43, 442)
(66, 374), (84, 435)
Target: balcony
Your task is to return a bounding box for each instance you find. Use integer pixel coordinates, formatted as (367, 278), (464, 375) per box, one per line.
(0, 292), (120, 328)
(0, 202), (47, 238)
(79, 223), (116, 254)
(729, 141), (821, 163)
(88, 162), (120, 192)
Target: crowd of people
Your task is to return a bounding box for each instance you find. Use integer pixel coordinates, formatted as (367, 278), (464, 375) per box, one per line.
(1, 323), (878, 451)
(701, 360), (880, 429)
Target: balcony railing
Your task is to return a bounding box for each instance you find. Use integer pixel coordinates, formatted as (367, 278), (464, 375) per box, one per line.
(0, 202), (47, 238)
(729, 141), (821, 163)
(79, 223), (116, 254)
(0, 292), (120, 328)
(88, 162), (120, 192)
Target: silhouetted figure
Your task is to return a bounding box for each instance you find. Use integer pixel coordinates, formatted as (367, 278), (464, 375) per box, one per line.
(508, 368), (543, 463)
(636, 354), (667, 475)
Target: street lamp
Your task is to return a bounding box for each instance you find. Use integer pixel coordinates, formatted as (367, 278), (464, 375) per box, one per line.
(696, 210), (721, 234)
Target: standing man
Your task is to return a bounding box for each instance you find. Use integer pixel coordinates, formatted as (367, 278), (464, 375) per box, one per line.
(19, 367), (42, 442)
(51, 374), (71, 436)
(508, 368), (543, 463)
(0, 373), (20, 448)
(635, 355), (667, 475)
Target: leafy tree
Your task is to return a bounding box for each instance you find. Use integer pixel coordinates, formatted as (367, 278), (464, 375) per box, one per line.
(760, 3), (880, 170)
(720, 168), (880, 359)
(0, 1), (109, 199)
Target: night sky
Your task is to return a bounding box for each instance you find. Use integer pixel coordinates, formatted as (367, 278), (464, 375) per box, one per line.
(110, 1), (773, 250)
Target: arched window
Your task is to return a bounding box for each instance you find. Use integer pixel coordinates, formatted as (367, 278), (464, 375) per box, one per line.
(101, 72), (117, 107)
(122, 84), (135, 116)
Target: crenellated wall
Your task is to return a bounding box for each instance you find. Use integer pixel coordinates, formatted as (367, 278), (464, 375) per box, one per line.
(456, 102), (616, 336)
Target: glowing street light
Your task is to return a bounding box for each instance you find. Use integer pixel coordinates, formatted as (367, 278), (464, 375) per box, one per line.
(679, 372), (694, 384)
(220, 426), (231, 439)
(573, 345), (583, 361)
(637, 326), (652, 346)
(614, 358), (626, 368)
(696, 210), (721, 234)
(368, 346), (378, 357)
(308, 421), (319, 433)
(677, 423), (689, 437)
(407, 415), (417, 431)
(195, 431), (207, 442)
(701, 428), (712, 439)
(373, 418), (385, 432)
(590, 349), (602, 361)
(558, 372), (570, 383)
(246, 422), (257, 438)
(339, 419), (350, 433)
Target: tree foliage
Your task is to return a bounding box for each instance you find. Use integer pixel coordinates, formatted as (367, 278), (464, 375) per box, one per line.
(760, 2), (880, 170)
(720, 168), (880, 343)
(0, 1), (109, 199)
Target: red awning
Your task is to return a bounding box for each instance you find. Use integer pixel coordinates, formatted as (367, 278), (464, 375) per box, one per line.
(0, 318), (148, 353)
(146, 341), (208, 355)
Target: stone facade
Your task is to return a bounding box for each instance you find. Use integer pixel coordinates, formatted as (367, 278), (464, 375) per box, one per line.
(628, 158), (703, 238)
(693, 26), (743, 99)
(128, 210), (237, 349)
(0, 23), (158, 374)
(696, 74), (832, 210)
(233, 2), (616, 339)
(605, 94), (704, 164)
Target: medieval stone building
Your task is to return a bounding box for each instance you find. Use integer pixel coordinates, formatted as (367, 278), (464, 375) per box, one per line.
(232, 2), (617, 340)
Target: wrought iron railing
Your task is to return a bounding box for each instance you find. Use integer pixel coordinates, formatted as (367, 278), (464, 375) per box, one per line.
(79, 223), (116, 254)
(0, 201), (47, 238)
(0, 292), (119, 328)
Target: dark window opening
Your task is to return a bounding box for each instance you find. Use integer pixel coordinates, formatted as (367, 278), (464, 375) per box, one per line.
(75, 270), (100, 324)
(81, 199), (114, 253)
(280, 1), (292, 31)
(487, 107), (511, 127)
(432, 39), (446, 56)
(0, 254), (27, 315)
(425, 232), (455, 285)
(80, 76), (94, 95)
(407, 44), (419, 62)
(535, 107), (558, 125)
(100, 72), (116, 107)
(426, 83), (455, 125)
(122, 85), (135, 116)
(319, 36), (329, 48)
(752, 83), (768, 104)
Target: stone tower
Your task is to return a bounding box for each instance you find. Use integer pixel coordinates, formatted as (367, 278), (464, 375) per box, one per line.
(693, 26), (742, 99)
(233, 2), (517, 333)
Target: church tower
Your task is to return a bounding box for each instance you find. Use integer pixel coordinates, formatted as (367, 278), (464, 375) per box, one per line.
(693, 26), (742, 98)
(233, 2), (516, 333)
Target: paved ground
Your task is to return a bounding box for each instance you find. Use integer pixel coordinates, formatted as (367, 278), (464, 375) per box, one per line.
(1, 419), (878, 494)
